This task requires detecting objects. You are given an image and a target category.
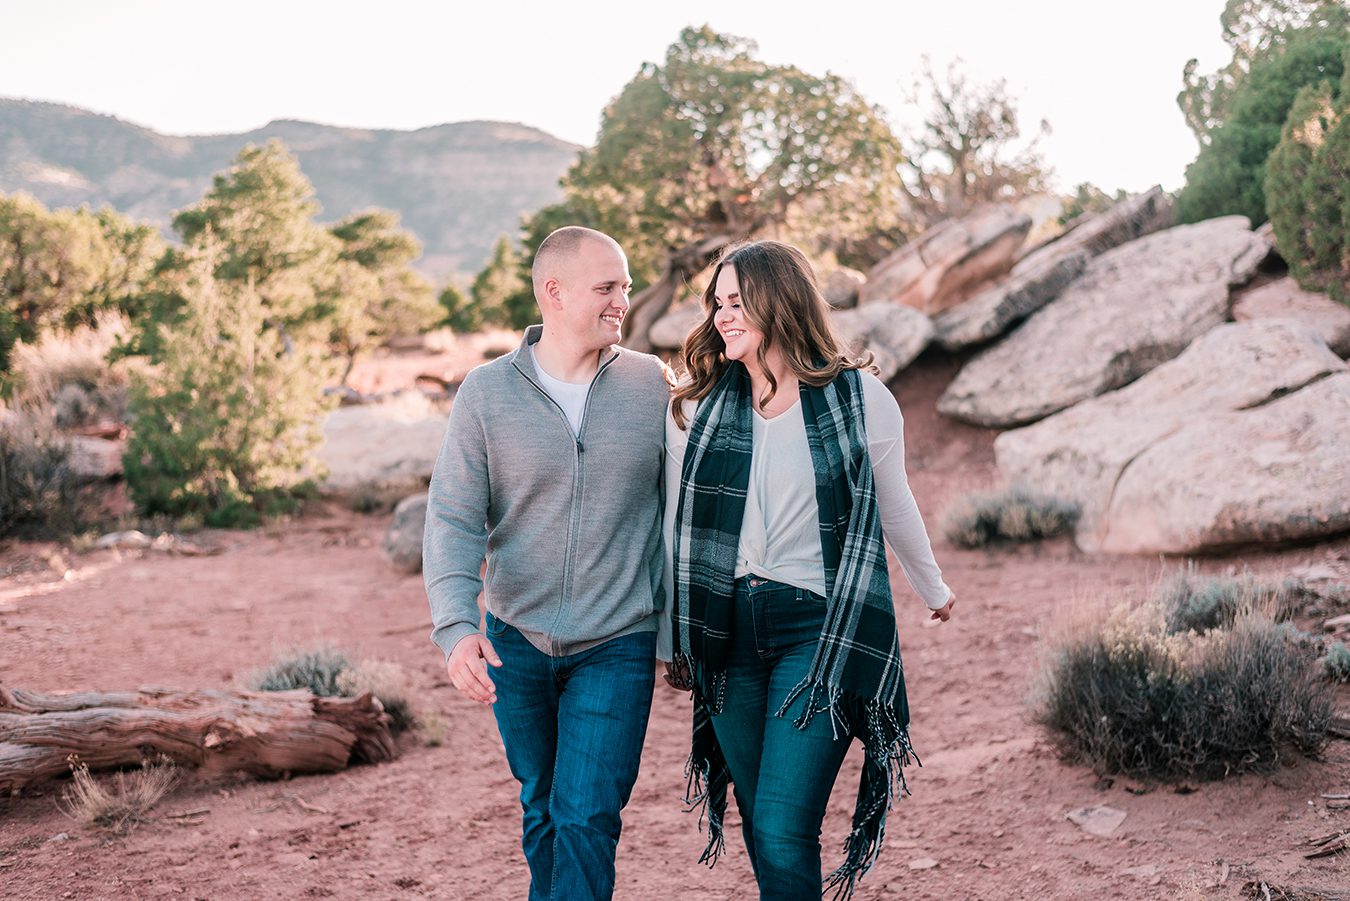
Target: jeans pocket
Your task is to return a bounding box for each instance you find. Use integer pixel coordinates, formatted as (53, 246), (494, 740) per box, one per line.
(485, 611), (511, 637)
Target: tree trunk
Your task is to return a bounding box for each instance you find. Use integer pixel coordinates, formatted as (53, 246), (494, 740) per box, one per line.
(0, 684), (396, 793)
(623, 233), (737, 354)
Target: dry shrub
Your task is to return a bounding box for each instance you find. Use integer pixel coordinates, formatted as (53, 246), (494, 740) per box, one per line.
(1034, 596), (1331, 782)
(0, 405), (94, 537)
(337, 659), (417, 733)
(1160, 564), (1301, 634)
(1322, 642), (1350, 683)
(58, 755), (179, 832)
(9, 316), (131, 428)
(942, 485), (1080, 548)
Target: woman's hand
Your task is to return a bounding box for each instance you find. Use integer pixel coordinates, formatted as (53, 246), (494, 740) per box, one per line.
(663, 658), (694, 691)
(930, 591), (956, 623)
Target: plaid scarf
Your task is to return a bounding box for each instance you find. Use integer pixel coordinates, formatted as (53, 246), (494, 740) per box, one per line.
(671, 362), (916, 900)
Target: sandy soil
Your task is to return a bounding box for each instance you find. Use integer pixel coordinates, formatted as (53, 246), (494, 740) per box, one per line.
(2, 346), (1348, 901)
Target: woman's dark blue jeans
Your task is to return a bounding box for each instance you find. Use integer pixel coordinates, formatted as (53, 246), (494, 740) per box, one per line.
(486, 613), (656, 901)
(710, 576), (853, 900)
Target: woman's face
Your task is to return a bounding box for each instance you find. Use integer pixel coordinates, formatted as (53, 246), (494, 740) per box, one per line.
(712, 264), (764, 363)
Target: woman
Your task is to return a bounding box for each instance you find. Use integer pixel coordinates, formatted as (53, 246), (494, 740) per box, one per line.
(657, 240), (955, 900)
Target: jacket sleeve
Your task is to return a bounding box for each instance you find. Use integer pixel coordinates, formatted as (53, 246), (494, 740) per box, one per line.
(424, 373), (492, 658)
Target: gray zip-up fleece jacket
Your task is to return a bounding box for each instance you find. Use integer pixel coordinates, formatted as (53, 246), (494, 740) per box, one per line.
(424, 325), (669, 659)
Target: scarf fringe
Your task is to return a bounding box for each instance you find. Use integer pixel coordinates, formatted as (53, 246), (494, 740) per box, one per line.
(775, 680), (920, 901)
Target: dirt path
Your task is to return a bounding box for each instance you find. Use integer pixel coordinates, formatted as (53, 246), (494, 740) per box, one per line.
(2, 349), (1348, 900)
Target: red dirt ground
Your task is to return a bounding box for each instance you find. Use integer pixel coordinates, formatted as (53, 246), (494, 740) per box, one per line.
(2, 346), (1348, 900)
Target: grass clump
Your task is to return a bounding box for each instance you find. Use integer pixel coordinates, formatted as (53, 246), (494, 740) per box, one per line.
(1159, 565), (1300, 635)
(58, 755), (179, 832)
(1322, 642), (1350, 683)
(0, 405), (96, 538)
(942, 485), (1080, 548)
(252, 648), (417, 734)
(1034, 597), (1332, 782)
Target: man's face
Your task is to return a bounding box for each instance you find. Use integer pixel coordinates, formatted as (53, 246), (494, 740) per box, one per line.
(554, 240), (632, 350)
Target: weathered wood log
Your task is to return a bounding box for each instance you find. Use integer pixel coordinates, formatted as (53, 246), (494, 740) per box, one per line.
(0, 683), (396, 793)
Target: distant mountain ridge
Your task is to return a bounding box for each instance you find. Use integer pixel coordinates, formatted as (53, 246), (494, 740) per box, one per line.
(0, 98), (581, 280)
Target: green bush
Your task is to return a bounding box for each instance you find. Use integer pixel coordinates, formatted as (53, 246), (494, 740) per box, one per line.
(1265, 49), (1350, 303)
(251, 648), (351, 697)
(941, 485), (1080, 548)
(123, 246), (332, 528)
(1035, 601), (1331, 782)
(1176, 25), (1347, 226)
(1322, 642), (1350, 683)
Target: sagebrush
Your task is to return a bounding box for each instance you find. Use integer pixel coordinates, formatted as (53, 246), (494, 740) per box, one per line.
(942, 485), (1079, 548)
(252, 648), (417, 733)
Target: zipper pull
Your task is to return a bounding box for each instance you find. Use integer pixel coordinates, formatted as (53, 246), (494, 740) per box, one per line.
(576, 438), (584, 453)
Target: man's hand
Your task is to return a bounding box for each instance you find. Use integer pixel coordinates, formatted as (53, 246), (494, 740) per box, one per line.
(447, 634), (502, 705)
(930, 591), (957, 623)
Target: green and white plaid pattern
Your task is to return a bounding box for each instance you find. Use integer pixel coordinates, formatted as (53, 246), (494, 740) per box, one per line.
(673, 362), (915, 900)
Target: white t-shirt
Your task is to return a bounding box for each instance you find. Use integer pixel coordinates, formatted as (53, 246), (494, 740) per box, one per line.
(658, 370), (951, 660)
(530, 346), (591, 436)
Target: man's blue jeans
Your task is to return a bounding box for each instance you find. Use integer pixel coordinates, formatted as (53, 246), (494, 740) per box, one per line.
(486, 613), (655, 901)
(709, 576), (853, 901)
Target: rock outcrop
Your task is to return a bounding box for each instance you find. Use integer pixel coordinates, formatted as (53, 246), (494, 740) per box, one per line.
(318, 392), (447, 493)
(1232, 276), (1350, 356)
(938, 216), (1272, 427)
(831, 304), (934, 382)
(995, 320), (1347, 552)
(859, 206), (1031, 314)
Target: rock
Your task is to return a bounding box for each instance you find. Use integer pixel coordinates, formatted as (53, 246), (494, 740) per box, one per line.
(831, 303), (934, 382)
(932, 250), (1088, 351)
(1066, 805), (1127, 837)
(95, 530), (153, 550)
(908, 858), (939, 870)
(648, 300), (705, 351)
(1289, 564), (1340, 584)
(1323, 613), (1350, 633)
(1122, 864), (1161, 879)
(66, 436), (124, 480)
(934, 188), (1174, 351)
(996, 320), (1346, 551)
(859, 205), (1032, 314)
(1100, 372), (1350, 553)
(318, 391), (448, 493)
(821, 267), (866, 309)
(939, 216), (1272, 427)
(1232, 277), (1350, 356)
(383, 493), (429, 573)
(46, 832), (70, 844)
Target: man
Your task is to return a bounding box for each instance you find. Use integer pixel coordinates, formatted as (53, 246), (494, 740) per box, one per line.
(424, 227), (668, 901)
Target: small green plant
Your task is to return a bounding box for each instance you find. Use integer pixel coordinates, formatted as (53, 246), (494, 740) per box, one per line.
(252, 649), (418, 733)
(58, 755), (179, 832)
(1322, 642), (1350, 683)
(941, 485), (1080, 548)
(1034, 601), (1331, 782)
(251, 648), (350, 697)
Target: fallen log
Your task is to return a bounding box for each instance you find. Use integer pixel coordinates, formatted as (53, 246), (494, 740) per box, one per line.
(0, 683), (396, 793)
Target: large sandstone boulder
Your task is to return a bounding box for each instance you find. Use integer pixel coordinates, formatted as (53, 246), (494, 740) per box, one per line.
(383, 493), (429, 573)
(933, 187), (1174, 351)
(1100, 372), (1350, 553)
(831, 304), (934, 382)
(995, 320), (1347, 552)
(1232, 277), (1350, 356)
(932, 250), (1088, 351)
(859, 205), (1031, 314)
(821, 267), (866, 309)
(648, 301), (704, 351)
(66, 436), (124, 480)
(938, 216), (1272, 427)
(318, 391), (448, 493)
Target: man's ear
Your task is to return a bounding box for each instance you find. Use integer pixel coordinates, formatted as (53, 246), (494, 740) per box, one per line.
(544, 276), (564, 310)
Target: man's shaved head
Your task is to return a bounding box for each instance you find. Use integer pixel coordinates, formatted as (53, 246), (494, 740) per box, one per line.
(532, 226), (623, 296)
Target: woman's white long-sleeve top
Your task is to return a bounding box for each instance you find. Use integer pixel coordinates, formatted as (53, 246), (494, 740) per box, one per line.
(657, 369), (951, 661)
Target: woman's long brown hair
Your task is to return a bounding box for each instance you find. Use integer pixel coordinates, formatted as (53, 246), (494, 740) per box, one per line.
(671, 240), (874, 429)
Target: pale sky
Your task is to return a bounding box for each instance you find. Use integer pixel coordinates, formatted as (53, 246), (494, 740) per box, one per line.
(0, 0), (1232, 194)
